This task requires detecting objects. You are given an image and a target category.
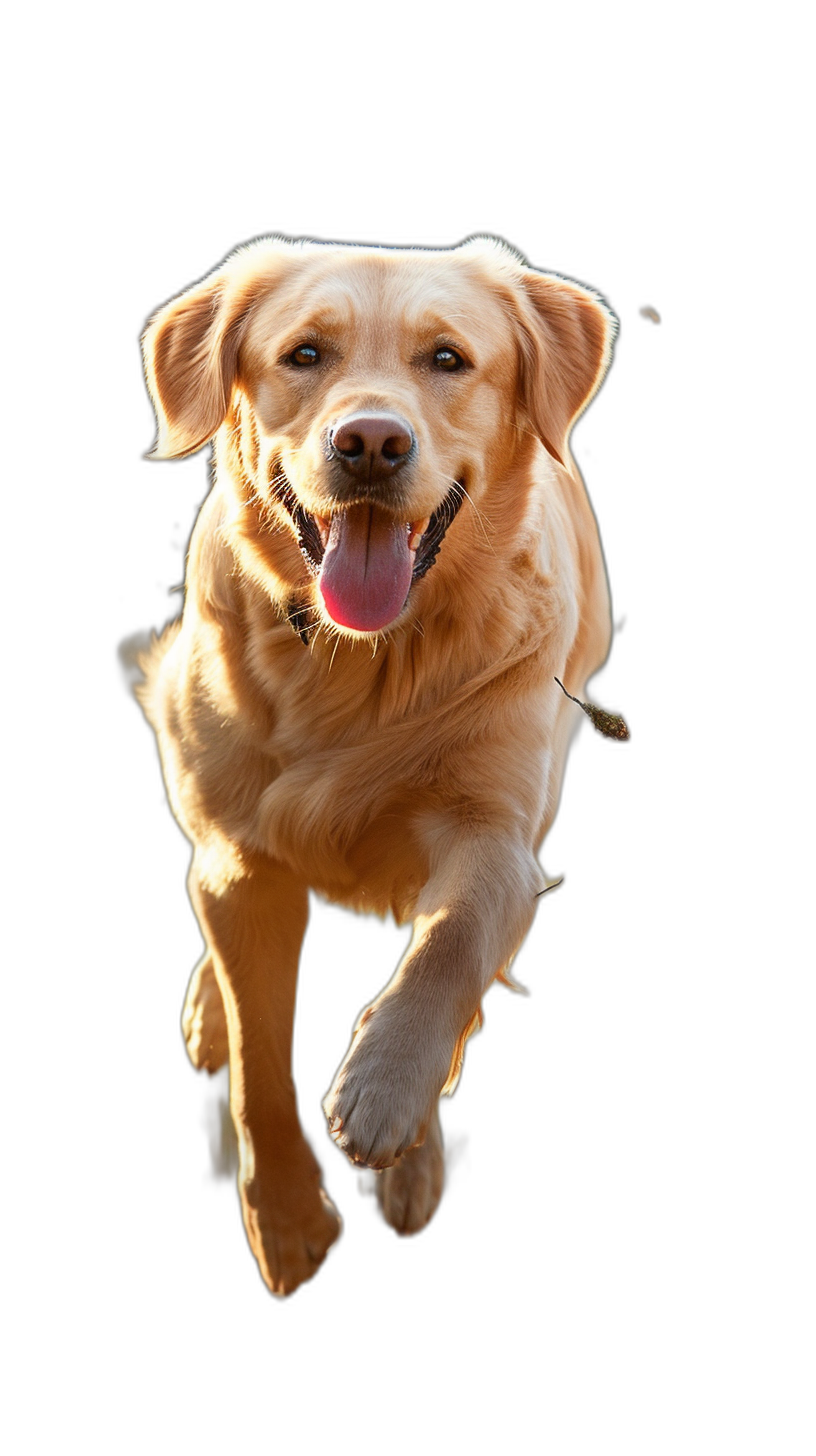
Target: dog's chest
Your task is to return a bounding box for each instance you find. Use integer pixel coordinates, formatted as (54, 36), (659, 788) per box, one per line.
(233, 652), (446, 910)
(253, 728), (431, 914)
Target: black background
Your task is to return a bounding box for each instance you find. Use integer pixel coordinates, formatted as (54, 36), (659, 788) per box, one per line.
(93, 184), (681, 1362)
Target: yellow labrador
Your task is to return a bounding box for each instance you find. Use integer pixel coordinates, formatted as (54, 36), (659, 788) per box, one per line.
(138, 235), (616, 1295)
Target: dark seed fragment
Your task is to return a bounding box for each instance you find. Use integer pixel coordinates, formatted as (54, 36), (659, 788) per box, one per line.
(554, 676), (630, 741)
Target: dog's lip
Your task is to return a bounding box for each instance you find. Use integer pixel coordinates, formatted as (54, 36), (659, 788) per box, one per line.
(272, 469), (465, 586)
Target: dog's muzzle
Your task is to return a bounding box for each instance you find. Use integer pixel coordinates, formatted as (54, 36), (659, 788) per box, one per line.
(273, 412), (465, 635)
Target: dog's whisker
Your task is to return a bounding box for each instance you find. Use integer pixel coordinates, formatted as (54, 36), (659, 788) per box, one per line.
(284, 611), (315, 630)
(435, 474), (496, 552)
(512, 423), (544, 446)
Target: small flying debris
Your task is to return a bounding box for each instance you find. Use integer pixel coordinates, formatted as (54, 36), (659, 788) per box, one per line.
(555, 677), (630, 741)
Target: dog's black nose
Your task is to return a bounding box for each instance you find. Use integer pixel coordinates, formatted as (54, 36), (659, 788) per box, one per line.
(330, 413), (415, 479)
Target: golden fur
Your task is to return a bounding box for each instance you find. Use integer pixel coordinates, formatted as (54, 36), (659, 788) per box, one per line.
(138, 235), (616, 1295)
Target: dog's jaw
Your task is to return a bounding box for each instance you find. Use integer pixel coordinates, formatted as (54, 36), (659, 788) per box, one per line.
(270, 466), (466, 636)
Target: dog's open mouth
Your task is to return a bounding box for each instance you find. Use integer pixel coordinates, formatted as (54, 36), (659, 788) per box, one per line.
(273, 473), (465, 634)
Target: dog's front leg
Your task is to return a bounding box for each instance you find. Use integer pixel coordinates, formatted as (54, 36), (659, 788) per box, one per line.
(324, 826), (541, 1170)
(189, 853), (340, 1296)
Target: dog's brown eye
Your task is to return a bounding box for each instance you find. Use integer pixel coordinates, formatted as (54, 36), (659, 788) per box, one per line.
(433, 347), (464, 371)
(289, 344), (320, 367)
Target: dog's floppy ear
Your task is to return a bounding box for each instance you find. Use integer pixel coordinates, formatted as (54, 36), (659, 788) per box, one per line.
(142, 265), (248, 459)
(515, 270), (616, 467)
(142, 242), (299, 457)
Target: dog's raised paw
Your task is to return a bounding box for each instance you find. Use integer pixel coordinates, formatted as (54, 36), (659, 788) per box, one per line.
(323, 1005), (448, 1170)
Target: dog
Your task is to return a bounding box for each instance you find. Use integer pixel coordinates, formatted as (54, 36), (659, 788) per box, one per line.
(137, 234), (616, 1296)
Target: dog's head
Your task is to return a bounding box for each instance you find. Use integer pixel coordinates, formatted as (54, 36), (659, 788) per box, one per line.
(143, 236), (614, 636)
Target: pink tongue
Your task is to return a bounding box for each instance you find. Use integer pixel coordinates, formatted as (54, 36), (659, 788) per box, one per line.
(318, 503), (413, 632)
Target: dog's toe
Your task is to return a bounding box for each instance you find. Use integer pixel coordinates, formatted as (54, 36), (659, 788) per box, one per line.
(325, 1082), (419, 1169)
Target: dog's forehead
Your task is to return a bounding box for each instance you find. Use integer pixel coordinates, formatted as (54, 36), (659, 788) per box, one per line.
(246, 247), (517, 354)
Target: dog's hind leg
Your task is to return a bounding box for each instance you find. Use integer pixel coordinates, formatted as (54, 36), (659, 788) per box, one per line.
(376, 1101), (444, 1234)
(189, 852), (341, 1297)
(181, 953), (229, 1073)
